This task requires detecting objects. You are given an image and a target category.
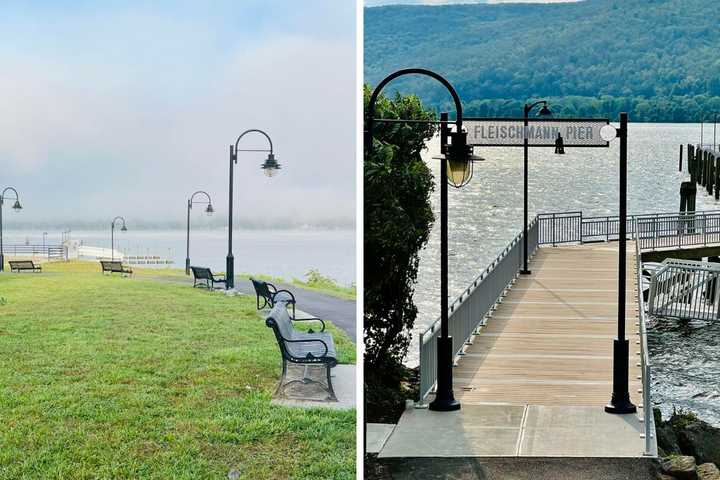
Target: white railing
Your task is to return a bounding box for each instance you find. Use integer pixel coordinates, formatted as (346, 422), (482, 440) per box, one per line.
(635, 225), (656, 456)
(538, 209), (720, 252)
(418, 218), (539, 402)
(647, 258), (720, 321)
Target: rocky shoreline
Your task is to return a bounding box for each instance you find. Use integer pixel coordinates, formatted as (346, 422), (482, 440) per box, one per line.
(655, 408), (720, 479)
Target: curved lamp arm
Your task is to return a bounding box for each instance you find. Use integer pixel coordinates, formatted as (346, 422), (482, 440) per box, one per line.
(189, 190), (212, 207)
(365, 68), (463, 155)
(524, 100), (548, 116)
(232, 129), (274, 162)
(111, 216), (127, 228)
(1, 187), (20, 203)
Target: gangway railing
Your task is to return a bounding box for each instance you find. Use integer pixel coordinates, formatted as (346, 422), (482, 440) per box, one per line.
(647, 258), (720, 321)
(418, 218), (539, 402)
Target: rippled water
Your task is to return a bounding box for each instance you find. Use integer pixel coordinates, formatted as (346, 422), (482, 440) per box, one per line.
(648, 317), (720, 426)
(410, 122), (719, 424)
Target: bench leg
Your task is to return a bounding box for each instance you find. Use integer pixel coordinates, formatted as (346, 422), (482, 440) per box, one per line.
(274, 359), (289, 397)
(325, 365), (338, 402)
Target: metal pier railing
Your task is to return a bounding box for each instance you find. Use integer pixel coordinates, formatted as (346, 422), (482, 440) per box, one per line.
(0, 244), (65, 260)
(635, 224), (655, 456)
(538, 209), (720, 251)
(418, 218), (539, 402)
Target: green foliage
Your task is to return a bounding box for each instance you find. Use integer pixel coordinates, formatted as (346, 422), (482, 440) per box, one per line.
(670, 407), (700, 428)
(363, 84), (436, 370)
(293, 269), (356, 300)
(365, 0), (720, 121)
(0, 267), (355, 479)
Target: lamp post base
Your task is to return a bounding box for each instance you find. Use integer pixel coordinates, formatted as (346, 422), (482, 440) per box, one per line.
(605, 338), (637, 414)
(0, 253), (4, 272)
(429, 336), (461, 412)
(520, 269), (532, 275)
(185, 258), (190, 276)
(225, 254), (234, 290)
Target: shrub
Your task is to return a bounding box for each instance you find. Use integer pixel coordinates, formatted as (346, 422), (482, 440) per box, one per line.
(363, 84), (437, 373)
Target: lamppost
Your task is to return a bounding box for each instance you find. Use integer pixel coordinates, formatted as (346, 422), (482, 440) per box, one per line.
(110, 216), (127, 261)
(600, 113), (637, 414)
(186, 190), (214, 275)
(521, 100), (553, 275)
(366, 68), (481, 412)
(0, 187), (23, 272)
(226, 129), (281, 289)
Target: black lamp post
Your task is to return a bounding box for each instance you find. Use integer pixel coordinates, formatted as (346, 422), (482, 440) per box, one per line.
(0, 187), (23, 272)
(366, 68), (480, 412)
(186, 190), (214, 275)
(110, 216), (127, 262)
(601, 113), (637, 415)
(521, 100), (553, 275)
(226, 129), (281, 290)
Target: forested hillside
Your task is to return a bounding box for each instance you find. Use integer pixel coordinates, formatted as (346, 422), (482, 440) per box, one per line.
(365, 0), (720, 121)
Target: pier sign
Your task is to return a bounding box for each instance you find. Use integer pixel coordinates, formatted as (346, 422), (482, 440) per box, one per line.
(464, 118), (610, 147)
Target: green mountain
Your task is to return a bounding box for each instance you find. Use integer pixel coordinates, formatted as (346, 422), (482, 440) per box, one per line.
(364, 0), (720, 122)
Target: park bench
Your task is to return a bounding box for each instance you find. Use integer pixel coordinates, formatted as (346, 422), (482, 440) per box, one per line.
(8, 260), (42, 273)
(265, 302), (337, 401)
(250, 277), (297, 318)
(100, 260), (133, 276)
(190, 266), (226, 290)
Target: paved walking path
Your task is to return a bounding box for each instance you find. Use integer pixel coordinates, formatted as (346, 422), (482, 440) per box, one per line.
(146, 275), (356, 341)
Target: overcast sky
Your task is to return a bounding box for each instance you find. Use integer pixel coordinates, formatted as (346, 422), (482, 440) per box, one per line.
(0, 1), (356, 228)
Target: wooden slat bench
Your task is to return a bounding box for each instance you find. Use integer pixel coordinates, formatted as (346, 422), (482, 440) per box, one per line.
(266, 302), (338, 401)
(190, 266), (226, 290)
(8, 260), (42, 273)
(100, 260), (133, 276)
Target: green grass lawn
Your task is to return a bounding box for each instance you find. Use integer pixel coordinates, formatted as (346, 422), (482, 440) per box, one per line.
(0, 264), (356, 479)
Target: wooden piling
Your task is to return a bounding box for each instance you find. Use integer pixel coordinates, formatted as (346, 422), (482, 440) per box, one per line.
(679, 144), (683, 171)
(689, 144), (696, 182)
(708, 153), (715, 196)
(680, 181), (697, 213)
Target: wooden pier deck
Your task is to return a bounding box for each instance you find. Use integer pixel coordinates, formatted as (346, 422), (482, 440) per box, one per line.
(454, 242), (641, 407)
(379, 242), (653, 460)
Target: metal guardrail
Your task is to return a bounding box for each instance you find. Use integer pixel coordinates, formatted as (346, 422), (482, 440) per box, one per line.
(538, 210), (720, 251)
(635, 223), (655, 456)
(647, 258), (720, 321)
(418, 218), (539, 402)
(1, 244), (65, 260)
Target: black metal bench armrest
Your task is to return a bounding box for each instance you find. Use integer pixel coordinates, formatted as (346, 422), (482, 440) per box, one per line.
(280, 336), (329, 358)
(273, 289), (296, 303)
(266, 282), (279, 294)
(291, 317), (326, 332)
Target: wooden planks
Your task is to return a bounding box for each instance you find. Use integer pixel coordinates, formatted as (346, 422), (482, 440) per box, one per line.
(453, 243), (643, 407)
